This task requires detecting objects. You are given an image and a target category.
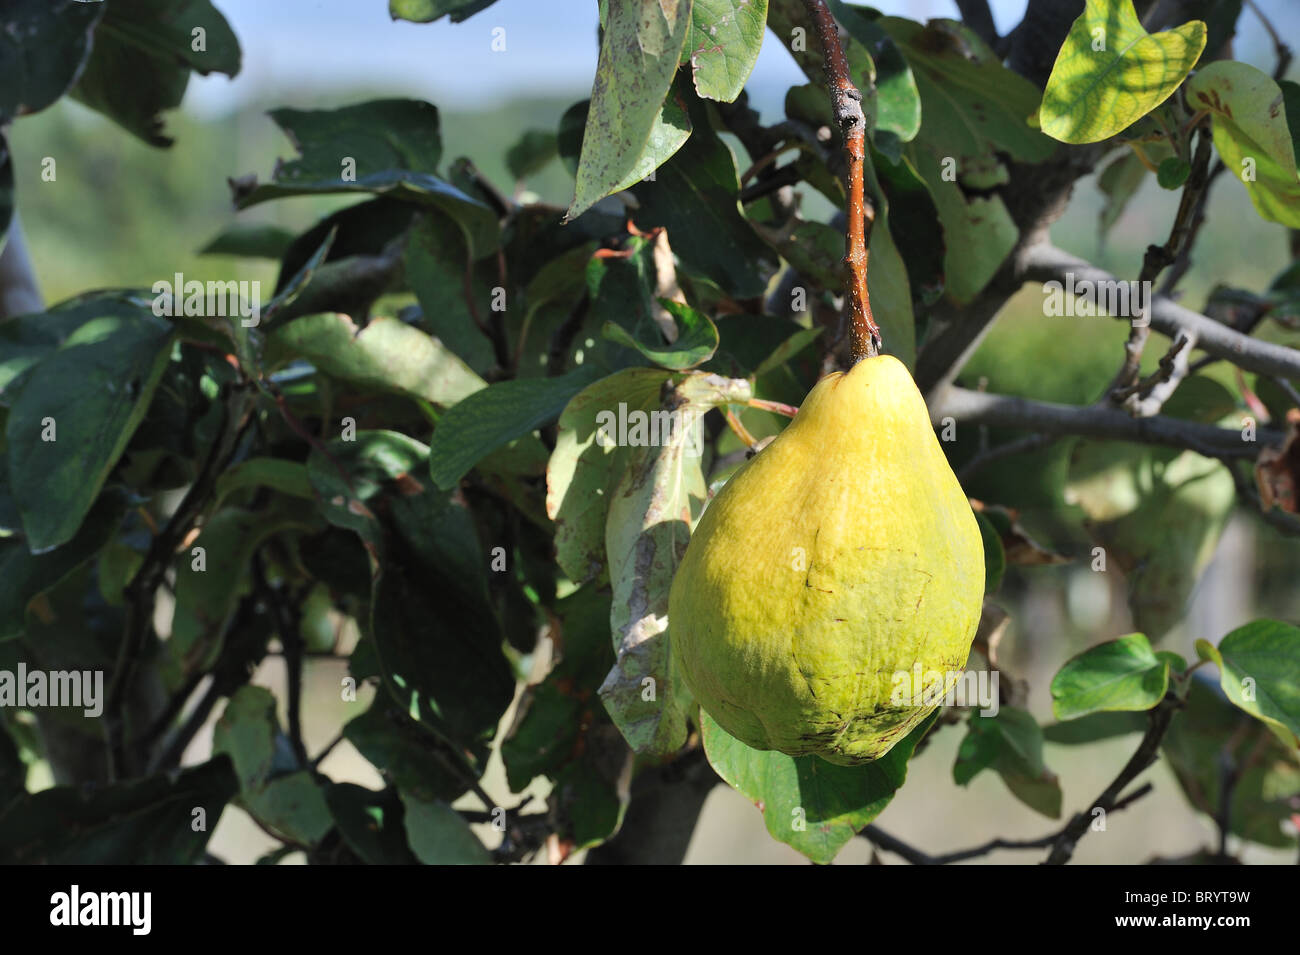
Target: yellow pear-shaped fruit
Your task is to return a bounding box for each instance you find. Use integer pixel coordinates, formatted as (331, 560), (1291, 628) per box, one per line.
(669, 354), (984, 764)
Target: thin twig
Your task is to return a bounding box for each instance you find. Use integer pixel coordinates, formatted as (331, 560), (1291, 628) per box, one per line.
(1245, 0), (1293, 79)
(1021, 243), (1300, 382)
(1108, 128), (1214, 403)
(802, 0), (879, 361)
(934, 386), (1281, 460)
(862, 782), (1154, 864)
(1045, 694), (1182, 864)
(104, 383), (254, 779)
(958, 433), (1056, 483)
(253, 550), (308, 766)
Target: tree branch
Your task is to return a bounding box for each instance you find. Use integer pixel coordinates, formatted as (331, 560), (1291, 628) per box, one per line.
(1045, 694), (1182, 864)
(933, 386), (1280, 458)
(1021, 243), (1300, 383)
(862, 781), (1154, 864)
(1106, 127), (1215, 403)
(802, 0), (879, 361)
(955, 0), (999, 48)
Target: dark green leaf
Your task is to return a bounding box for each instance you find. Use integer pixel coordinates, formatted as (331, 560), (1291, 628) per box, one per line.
(1156, 156), (1192, 189)
(505, 129), (559, 180)
(428, 367), (603, 490)
(973, 510), (1005, 594)
(601, 301), (719, 370)
(399, 793), (490, 864)
(0, 0), (102, 124)
(0, 757), (237, 863)
(71, 0), (240, 146)
(629, 103), (776, 298)
(0, 490), (129, 643)
(325, 783), (419, 864)
(6, 311), (174, 552)
(200, 223), (298, 260)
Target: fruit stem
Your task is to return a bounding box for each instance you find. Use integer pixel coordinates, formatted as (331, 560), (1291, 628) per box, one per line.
(801, 0), (881, 364)
(746, 398), (799, 418)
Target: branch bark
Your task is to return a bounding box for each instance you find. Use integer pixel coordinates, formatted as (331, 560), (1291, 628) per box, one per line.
(802, 0), (879, 361)
(933, 386), (1280, 458)
(1022, 244), (1300, 383)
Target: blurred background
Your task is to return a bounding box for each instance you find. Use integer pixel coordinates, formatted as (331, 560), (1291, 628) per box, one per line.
(8, 0), (1300, 863)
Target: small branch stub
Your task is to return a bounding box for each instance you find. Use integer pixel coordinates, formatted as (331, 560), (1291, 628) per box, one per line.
(802, 0), (880, 363)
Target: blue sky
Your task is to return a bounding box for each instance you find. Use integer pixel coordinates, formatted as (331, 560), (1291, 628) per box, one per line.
(184, 0), (1293, 117)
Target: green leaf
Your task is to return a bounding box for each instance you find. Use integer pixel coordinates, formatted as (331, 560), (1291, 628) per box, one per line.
(701, 708), (935, 864)
(0, 757), (237, 863)
(860, 156), (918, 365)
(601, 301), (719, 370)
(168, 506), (320, 683)
(505, 129), (559, 180)
(399, 793), (491, 864)
(601, 372), (752, 755)
(1042, 710), (1146, 744)
(0, 491), (129, 642)
(879, 18), (1048, 306)
(883, 17), (1054, 163)
(71, 0), (241, 146)
(628, 101), (776, 298)
(389, 0), (498, 23)
(199, 222), (298, 260)
(1156, 156), (1192, 189)
(428, 367), (603, 490)
(1065, 384), (1236, 639)
(213, 686), (333, 845)
(501, 586), (619, 791)
(213, 458), (314, 507)
(1039, 0), (1206, 144)
(566, 0), (693, 221)
(953, 718), (1003, 785)
(1186, 61), (1300, 228)
(366, 467), (516, 755)
(344, 700), (468, 803)
(6, 311), (174, 553)
(265, 313), (485, 408)
(403, 211), (499, 374)
(238, 100), (499, 259)
(1162, 675), (1299, 848)
(0, 293), (158, 402)
(1051, 633), (1172, 720)
(326, 784), (419, 864)
(685, 0), (768, 103)
(269, 98), (442, 178)
(954, 708), (1060, 815)
(0, 0), (102, 124)
(307, 430), (429, 554)
(546, 369), (675, 583)
(906, 143), (1018, 306)
(1195, 620), (1300, 747)
(973, 510), (1005, 594)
